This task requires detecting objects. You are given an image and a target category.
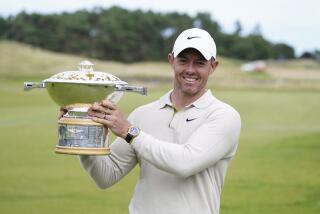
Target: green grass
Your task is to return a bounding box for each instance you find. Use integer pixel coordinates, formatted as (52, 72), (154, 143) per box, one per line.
(0, 80), (319, 214)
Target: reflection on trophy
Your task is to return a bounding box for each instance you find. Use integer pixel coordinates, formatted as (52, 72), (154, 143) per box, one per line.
(24, 60), (147, 155)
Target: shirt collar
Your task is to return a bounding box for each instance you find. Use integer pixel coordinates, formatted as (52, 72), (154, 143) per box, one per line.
(158, 89), (173, 109)
(157, 89), (215, 109)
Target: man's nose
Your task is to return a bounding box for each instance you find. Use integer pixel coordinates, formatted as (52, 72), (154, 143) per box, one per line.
(185, 61), (195, 73)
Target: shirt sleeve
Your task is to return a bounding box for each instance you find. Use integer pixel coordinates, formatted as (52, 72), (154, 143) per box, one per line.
(79, 114), (138, 189)
(131, 108), (241, 178)
(79, 137), (137, 189)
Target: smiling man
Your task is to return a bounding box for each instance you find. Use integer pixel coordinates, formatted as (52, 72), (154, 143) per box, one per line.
(80, 28), (241, 214)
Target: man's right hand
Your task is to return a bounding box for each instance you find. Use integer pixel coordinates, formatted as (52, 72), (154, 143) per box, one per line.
(59, 107), (67, 119)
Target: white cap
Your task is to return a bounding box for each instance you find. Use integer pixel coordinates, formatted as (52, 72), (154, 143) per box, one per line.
(172, 28), (217, 60)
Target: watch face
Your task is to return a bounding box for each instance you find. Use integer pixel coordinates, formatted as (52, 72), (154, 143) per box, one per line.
(129, 126), (140, 136)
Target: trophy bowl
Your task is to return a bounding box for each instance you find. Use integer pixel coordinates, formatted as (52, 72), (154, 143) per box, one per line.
(24, 60), (147, 155)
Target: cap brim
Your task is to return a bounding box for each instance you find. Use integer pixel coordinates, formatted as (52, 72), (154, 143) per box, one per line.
(173, 45), (212, 60)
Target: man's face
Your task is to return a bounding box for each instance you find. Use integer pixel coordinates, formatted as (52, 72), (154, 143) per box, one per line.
(168, 48), (218, 97)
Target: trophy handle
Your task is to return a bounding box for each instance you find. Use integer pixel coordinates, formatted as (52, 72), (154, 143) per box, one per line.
(114, 85), (147, 96)
(24, 82), (46, 91)
(106, 91), (124, 104)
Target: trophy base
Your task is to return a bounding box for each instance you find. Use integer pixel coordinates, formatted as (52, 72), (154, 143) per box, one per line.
(55, 146), (110, 155)
(57, 111), (110, 156)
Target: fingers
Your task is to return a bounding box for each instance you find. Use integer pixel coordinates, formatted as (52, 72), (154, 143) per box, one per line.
(103, 114), (116, 121)
(101, 100), (117, 110)
(58, 107), (67, 119)
(88, 100), (130, 138)
(91, 102), (115, 114)
(91, 116), (113, 126)
(91, 114), (129, 138)
(87, 109), (106, 119)
(91, 114), (117, 128)
(60, 107), (67, 113)
(89, 104), (104, 115)
(88, 101), (116, 121)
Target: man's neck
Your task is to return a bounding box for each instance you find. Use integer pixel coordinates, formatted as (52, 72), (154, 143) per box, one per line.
(170, 89), (206, 110)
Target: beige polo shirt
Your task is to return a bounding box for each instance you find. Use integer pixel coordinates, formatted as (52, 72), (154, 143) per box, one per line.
(80, 90), (241, 214)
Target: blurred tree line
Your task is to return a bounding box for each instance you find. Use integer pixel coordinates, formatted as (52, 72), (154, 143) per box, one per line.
(0, 6), (295, 62)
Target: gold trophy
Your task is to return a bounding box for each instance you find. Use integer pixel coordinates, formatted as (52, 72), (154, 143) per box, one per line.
(24, 60), (147, 155)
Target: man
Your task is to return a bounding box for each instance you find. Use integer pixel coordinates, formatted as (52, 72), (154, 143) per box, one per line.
(81, 28), (241, 214)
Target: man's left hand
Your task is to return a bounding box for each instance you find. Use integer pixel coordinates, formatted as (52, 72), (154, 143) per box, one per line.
(87, 100), (131, 139)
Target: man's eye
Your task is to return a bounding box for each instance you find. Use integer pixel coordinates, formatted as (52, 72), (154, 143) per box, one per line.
(197, 61), (206, 66)
(178, 59), (187, 63)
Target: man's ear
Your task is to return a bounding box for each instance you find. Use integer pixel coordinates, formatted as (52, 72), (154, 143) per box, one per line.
(210, 59), (219, 74)
(168, 53), (174, 66)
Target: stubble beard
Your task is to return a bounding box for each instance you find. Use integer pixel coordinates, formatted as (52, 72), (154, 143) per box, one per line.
(173, 78), (204, 98)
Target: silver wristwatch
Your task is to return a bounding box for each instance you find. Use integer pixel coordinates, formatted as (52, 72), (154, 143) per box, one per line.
(125, 126), (140, 144)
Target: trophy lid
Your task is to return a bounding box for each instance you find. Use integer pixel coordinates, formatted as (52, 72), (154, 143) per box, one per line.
(43, 60), (127, 85)
(24, 60), (146, 107)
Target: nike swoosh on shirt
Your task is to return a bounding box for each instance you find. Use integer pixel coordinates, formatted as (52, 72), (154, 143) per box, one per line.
(186, 118), (198, 122)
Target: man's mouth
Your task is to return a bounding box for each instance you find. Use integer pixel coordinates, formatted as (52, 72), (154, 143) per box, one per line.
(182, 75), (199, 83)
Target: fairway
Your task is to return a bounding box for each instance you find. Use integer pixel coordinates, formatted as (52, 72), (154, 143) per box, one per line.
(0, 80), (319, 214)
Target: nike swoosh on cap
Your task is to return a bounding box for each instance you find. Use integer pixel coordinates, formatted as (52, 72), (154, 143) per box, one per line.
(187, 36), (201, 40)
